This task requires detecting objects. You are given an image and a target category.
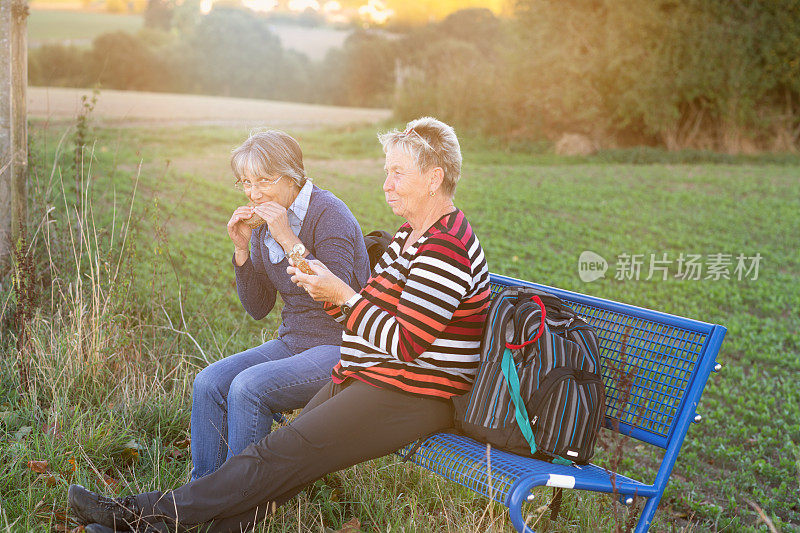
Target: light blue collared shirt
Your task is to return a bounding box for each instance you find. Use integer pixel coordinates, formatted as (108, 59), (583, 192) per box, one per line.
(263, 179), (313, 264)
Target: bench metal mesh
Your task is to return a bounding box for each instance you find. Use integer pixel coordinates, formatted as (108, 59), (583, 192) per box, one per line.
(399, 433), (520, 503)
(488, 280), (710, 447)
(399, 433), (651, 504)
(572, 306), (704, 440)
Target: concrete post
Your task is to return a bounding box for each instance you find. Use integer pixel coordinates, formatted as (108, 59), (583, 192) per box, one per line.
(0, 0), (27, 271)
(11, 0), (28, 249)
(0, 0), (12, 269)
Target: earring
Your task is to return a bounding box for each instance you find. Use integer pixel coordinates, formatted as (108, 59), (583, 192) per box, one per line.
(429, 191), (436, 197)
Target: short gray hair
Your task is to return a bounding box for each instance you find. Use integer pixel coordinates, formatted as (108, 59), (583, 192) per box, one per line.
(378, 117), (462, 197)
(231, 130), (308, 187)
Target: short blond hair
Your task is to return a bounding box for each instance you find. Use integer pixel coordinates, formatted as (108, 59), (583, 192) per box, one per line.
(378, 117), (462, 197)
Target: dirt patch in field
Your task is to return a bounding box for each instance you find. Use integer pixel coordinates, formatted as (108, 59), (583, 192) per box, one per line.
(29, 87), (392, 129)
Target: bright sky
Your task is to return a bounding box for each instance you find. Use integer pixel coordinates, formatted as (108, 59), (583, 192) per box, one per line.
(197, 0), (508, 22)
(29, 0), (509, 25)
(384, 0), (508, 22)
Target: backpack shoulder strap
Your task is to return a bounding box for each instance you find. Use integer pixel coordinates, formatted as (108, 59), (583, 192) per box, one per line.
(500, 346), (538, 456)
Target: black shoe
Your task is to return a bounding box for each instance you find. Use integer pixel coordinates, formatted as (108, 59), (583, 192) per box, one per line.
(68, 484), (142, 530)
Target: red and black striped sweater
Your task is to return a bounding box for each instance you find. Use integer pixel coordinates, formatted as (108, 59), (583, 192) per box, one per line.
(324, 209), (490, 399)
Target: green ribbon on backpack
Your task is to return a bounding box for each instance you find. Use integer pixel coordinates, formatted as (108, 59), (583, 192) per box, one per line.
(500, 347), (537, 456)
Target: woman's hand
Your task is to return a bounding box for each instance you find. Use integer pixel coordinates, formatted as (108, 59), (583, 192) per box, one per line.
(254, 202), (295, 248)
(288, 259), (356, 305)
(227, 205), (254, 251)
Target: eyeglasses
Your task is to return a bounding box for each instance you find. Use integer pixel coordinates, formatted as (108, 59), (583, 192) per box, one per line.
(235, 175), (284, 192)
(401, 127), (440, 156)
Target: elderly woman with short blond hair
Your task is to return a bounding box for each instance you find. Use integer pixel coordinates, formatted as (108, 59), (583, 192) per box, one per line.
(69, 117), (491, 533)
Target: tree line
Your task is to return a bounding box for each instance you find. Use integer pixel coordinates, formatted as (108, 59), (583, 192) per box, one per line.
(29, 0), (800, 151)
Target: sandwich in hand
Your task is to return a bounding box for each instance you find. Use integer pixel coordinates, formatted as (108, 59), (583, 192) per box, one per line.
(290, 244), (314, 275)
(244, 202), (266, 229)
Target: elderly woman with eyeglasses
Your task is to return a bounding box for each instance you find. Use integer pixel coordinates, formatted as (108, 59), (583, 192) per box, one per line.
(68, 117), (491, 533)
(190, 130), (370, 481)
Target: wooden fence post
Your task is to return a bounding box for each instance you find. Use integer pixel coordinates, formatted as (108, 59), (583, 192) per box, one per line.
(0, 0), (27, 271)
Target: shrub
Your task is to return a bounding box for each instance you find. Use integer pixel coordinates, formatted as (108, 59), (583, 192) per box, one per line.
(29, 44), (91, 88)
(394, 39), (496, 129)
(144, 0), (174, 31)
(182, 6), (311, 100)
(396, 1), (800, 151)
(509, 0), (800, 151)
(316, 30), (398, 108)
(86, 31), (176, 91)
(393, 10), (522, 136)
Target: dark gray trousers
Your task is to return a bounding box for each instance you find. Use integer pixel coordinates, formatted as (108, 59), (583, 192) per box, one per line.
(137, 379), (452, 532)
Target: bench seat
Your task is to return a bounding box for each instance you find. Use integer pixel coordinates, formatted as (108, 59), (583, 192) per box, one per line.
(401, 432), (658, 499)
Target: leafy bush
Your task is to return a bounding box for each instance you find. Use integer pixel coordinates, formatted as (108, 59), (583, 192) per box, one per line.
(393, 9), (522, 134)
(395, 1), (800, 151)
(144, 0), (174, 31)
(183, 7), (311, 100)
(394, 39), (495, 128)
(28, 30), (179, 92)
(29, 44), (90, 88)
(507, 0), (800, 150)
(86, 31), (176, 91)
(316, 30), (398, 108)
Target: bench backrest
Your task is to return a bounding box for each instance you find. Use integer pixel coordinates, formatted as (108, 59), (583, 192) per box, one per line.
(489, 274), (726, 450)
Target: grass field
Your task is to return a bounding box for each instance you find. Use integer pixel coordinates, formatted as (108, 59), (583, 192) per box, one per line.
(1, 119), (799, 532)
(28, 9), (142, 44)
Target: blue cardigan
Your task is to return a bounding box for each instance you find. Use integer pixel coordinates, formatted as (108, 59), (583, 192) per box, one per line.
(233, 184), (370, 353)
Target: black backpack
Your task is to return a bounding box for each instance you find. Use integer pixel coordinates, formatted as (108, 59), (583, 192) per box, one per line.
(363, 230), (393, 270)
(452, 286), (605, 465)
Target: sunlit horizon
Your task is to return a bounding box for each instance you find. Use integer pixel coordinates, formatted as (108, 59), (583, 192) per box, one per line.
(30, 0), (508, 25)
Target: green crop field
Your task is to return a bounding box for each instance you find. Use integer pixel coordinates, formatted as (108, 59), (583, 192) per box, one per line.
(1, 119), (799, 532)
(28, 9), (143, 44)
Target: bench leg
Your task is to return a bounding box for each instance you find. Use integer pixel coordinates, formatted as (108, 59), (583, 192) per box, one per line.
(633, 494), (660, 533)
(506, 474), (545, 533)
(506, 473), (661, 533)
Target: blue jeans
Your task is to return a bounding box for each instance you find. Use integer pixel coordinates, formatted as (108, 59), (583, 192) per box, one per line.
(189, 338), (340, 480)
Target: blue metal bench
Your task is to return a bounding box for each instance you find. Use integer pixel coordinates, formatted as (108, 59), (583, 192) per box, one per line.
(399, 273), (726, 532)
